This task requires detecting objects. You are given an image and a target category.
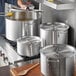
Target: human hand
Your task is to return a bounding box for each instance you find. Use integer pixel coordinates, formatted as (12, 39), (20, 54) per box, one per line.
(20, 4), (27, 9)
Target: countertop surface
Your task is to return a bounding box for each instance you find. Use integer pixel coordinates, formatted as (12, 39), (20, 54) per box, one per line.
(0, 66), (11, 76)
(0, 64), (76, 76)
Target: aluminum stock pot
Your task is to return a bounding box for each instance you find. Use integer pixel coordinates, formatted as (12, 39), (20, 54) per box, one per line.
(40, 44), (76, 76)
(17, 36), (41, 57)
(40, 22), (69, 47)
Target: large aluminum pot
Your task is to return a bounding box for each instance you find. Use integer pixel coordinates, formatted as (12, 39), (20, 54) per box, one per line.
(17, 36), (41, 57)
(5, 18), (22, 41)
(40, 44), (76, 76)
(6, 8), (42, 41)
(6, 19), (40, 41)
(40, 22), (69, 47)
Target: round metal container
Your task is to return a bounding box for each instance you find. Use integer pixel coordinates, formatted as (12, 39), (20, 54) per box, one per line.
(6, 18), (22, 41)
(6, 18), (40, 41)
(17, 36), (41, 57)
(6, 8), (42, 41)
(40, 22), (69, 47)
(40, 44), (76, 76)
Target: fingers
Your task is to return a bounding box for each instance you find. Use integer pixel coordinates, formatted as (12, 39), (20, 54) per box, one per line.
(20, 5), (27, 9)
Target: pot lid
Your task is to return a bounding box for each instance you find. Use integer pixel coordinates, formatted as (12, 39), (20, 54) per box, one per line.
(40, 44), (76, 59)
(54, 22), (69, 31)
(40, 23), (54, 30)
(17, 36), (41, 44)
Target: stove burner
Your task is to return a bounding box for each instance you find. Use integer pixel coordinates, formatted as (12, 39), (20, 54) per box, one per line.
(21, 54), (40, 61)
(1, 35), (17, 49)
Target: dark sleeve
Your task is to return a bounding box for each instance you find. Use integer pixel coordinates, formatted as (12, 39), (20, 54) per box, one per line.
(6, 0), (17, 6)
(31, 0), (39, 9)
(0, 0), (5, 11)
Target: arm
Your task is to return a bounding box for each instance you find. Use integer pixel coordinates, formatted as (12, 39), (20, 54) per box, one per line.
(17, 0), (27, 9)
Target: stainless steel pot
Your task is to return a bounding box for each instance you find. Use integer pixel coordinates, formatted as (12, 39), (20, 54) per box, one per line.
(40, 44), (76, 76)
(40, 22), (69, 47)
(17, 36), (41, 57)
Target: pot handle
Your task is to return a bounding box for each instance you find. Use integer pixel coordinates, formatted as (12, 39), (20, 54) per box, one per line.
(47, 59), (59, 63)
(34, 10), (44, 13)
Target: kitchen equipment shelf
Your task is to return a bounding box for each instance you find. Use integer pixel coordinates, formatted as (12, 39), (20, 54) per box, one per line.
(43, 0), (75, 10)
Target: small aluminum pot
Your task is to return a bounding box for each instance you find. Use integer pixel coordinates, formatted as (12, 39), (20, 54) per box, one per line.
(17, 36), (41, 57)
